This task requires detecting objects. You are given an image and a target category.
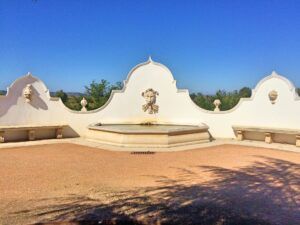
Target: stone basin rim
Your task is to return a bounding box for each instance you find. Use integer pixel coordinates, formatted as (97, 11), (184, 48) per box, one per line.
(88, 123), (209, 135)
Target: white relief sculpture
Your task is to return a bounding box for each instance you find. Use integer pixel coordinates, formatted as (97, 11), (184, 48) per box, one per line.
(268, 90), (278, 104)
(23, 84), (33, 103)
(142, 88), (159, 114)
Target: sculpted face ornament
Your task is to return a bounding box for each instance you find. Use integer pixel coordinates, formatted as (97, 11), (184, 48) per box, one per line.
(142, 88), (159, 114)
(268, 90), (278, 104)
(23, 84), (33, 103)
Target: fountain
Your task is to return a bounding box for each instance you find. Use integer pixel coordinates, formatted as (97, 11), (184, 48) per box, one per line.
(85, 58), (211, 148)
(87, 122), (210, 148)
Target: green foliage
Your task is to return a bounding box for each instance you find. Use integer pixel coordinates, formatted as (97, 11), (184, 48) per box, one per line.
(57, 80), (123, 111)
(296, 88), (300, 96)
(190, 87), (252, 111)
(54, 82), (253, 112)
(0, 90), (6, 96)
(65, 96), (82, 111)
(239, 87), (252, 98)
(55, 90), (68, 103)
(84, 80), (123, 110)
(190, 93), (215, 111)
(85, 80), (110, 110)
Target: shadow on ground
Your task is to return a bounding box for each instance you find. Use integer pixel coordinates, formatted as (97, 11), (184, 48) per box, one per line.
(14, 156), (300, 225)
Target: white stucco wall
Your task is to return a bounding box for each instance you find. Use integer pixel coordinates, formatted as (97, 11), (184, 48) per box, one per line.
(0, 58), (299, 139)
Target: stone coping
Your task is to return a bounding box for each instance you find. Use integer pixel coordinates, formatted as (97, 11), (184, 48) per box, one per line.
(0, 124), (68, 131)
(232, 125), (300, 135)
(88, 124), (209, 135)
(0, 138), (299, 153)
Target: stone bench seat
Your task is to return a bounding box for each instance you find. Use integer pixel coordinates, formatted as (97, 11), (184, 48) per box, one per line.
(232, 125), (300, 147)
(0, 124), (68, 143)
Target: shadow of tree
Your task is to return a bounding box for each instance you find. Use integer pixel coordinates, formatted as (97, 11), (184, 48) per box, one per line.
(14, 156), (299, 225)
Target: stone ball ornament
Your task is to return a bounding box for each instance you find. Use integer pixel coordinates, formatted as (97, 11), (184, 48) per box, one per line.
(268, 90), (278, 104)
(142, 88), (159, 114)
(23, 84), (33, 103)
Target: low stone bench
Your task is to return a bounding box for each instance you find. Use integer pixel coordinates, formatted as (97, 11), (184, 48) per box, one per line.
(0, 124), (68, 143)
(232, 125), (300, 147)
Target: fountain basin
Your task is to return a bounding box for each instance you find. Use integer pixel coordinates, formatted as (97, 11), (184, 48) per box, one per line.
(87, 124), (210, 148)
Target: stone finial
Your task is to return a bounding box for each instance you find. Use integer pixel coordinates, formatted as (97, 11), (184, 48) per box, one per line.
(271, 70), (279, 77)
(23, 84), (33, 103)
(268, 90), (278, 104)
(213, 99), (221, 112)
(80, 97), (88, 112)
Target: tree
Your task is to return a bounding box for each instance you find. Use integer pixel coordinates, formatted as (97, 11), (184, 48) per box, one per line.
(110, 81), (123, 93)
(190, 93), (214, 111)
(0, 90), (6, 96)
(84, 79), (123, 110)
(55, 90), (68, 103)
(190, 87), (252, 111)
(65, 95), (81, 111)
(239, 87), (252, 98)
(53, 81), (257, 112)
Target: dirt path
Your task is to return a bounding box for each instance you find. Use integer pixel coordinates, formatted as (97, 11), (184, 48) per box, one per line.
(0, 144), (299, 225)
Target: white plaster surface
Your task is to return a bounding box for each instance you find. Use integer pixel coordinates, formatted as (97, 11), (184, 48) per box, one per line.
(0, 59), (299, 141)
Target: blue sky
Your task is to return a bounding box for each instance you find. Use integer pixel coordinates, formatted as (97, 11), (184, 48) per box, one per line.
(1, 0), (300, 93)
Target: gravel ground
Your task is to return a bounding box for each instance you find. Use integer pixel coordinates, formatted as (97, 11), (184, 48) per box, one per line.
(0, 143), (299, 225)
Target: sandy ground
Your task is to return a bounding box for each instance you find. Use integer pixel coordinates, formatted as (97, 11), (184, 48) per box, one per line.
(0, 143), (299, 225)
